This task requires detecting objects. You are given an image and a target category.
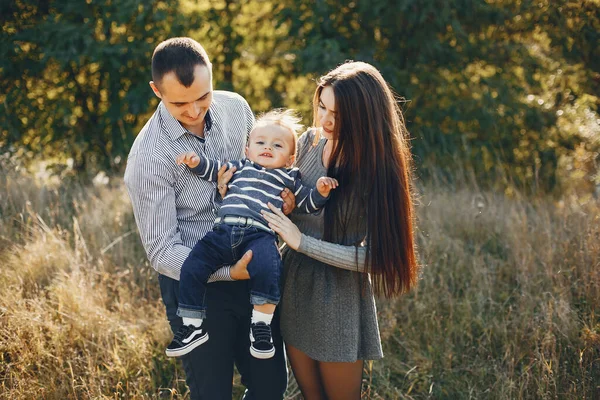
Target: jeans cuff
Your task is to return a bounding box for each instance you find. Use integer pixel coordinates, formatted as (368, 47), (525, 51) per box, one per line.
(250, 294), (279, 306)
(177, 306), (207, 320)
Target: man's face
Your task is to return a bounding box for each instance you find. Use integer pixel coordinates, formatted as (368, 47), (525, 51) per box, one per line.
(150, 64), (213, 135)
(245, 124), (296, 169)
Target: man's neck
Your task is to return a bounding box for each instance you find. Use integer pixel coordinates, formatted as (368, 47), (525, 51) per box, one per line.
(184, 120), (205, 137)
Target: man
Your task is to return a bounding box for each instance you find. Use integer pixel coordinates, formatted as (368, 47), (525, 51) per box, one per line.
(124, 37), (287, 400)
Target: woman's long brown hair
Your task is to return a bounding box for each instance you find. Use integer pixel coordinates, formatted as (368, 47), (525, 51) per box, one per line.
(313, 61), (418, 298)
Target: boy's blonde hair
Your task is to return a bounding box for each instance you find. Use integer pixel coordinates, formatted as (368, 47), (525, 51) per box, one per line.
(253, 109), (303, 154)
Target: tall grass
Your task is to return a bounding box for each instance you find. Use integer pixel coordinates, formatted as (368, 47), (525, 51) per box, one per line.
(1, 159), (598, 399)
(370, 185), (600, 399)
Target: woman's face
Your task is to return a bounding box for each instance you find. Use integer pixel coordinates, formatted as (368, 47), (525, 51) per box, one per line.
(317, 85), (336, 140)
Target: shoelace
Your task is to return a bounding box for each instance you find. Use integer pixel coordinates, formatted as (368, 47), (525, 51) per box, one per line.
(252, 323), (272, 342)
(174, 325), (197, 343)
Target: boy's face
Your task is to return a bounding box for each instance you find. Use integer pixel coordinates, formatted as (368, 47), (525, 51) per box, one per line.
(246, 124), (296, 169)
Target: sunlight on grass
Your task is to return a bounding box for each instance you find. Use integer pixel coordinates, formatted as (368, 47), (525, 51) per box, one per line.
(1, 162), (598, 399)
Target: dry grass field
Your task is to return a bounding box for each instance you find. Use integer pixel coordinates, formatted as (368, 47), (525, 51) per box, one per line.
(1, 161), (598, 399)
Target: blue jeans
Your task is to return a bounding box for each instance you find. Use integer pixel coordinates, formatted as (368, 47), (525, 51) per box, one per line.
(159, 275), (287, 399)
(178, 222), (282, 319)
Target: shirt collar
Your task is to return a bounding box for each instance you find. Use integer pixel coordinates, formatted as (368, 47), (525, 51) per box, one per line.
(158, 101), (213, 141)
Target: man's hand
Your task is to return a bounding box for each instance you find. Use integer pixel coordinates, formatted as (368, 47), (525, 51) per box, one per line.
(316, 177), (339, 197)
(217, 164), (237, 198)
(176, 152), (201, 168)
(230, 250), (252, 280)
(281, 188), (296, 215)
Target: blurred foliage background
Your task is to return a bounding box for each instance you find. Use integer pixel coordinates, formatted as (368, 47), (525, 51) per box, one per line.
(1, 1), (600, 399)
(1, 0), (599, 193)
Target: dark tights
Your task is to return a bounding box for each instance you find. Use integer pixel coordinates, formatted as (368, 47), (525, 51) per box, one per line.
(287, 344), (363, 400)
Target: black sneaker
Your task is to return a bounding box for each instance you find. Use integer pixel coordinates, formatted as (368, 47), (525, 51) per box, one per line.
(249, 322), (275, 359)
(165, 324), (209, 357)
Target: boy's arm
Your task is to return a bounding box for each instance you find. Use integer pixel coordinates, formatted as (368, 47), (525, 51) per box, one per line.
(293, 173), (337, 214)
(189, 155), (230, 182)
(177, 151), (241, 183)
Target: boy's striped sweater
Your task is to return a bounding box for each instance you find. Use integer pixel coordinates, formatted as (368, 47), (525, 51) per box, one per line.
(191, 156), (328, 226)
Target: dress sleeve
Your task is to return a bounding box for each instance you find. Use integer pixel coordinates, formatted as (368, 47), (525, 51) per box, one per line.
(297, 234), (368, 273)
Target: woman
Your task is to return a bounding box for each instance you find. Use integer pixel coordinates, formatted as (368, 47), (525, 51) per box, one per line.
(261, 61), (418, 399)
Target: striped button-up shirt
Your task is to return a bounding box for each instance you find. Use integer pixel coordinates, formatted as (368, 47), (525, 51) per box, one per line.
(124, 90), (254, 281)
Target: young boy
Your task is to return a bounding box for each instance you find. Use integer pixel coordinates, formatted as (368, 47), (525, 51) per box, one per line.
(166, 109), (338, 359)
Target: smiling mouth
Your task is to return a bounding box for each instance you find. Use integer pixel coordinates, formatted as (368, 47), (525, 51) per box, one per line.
(259, 152), (273, 158)
(322, 127), (333, 134)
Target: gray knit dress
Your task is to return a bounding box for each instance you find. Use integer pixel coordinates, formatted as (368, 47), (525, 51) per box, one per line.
(280, 129), (383, 363)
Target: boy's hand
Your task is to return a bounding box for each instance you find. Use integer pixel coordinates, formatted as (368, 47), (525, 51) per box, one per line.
(176, 152), (201, 168)
(316, 177), (338, 197)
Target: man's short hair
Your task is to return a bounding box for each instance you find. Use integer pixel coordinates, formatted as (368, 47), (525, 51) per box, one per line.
(152, 37), (211, 88)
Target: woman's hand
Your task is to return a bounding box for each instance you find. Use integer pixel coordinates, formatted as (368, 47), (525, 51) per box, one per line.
(217, 164), (237, 198)
(262, 202), (302, 250)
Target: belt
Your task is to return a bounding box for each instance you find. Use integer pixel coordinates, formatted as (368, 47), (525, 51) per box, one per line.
(215, 216), (273, 234)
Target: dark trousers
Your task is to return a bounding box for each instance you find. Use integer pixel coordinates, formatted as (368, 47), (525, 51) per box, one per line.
(159, 274), (288, 399)
(178, 223), (282, 319)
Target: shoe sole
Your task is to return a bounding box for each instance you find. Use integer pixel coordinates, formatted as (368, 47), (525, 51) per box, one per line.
(250, 346), (275, 359)
(165, 333), (209, 358)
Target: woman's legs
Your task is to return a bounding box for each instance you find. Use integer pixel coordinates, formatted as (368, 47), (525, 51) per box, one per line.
(287, 344), (364, 400)
(319, 359), (363, 400)
(286, 344), (327, 400)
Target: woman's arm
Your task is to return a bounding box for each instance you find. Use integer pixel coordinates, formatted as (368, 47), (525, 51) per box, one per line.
(262, 203), (368, 273)
(297, 234), (367, 273)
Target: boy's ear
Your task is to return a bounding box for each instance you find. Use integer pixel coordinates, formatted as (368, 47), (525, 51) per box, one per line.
(245, 146), (249, 158)
(149, 81), (162, 99)
(286, 154), (296, 168)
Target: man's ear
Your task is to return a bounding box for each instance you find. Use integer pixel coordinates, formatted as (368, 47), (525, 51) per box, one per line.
(149, 81), (162, 99)
(286, 154), (296, 168)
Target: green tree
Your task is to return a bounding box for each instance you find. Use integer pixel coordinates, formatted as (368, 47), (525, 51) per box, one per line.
(1, 0), (598, 193)
(276, 0), (600, 193)
(0, 0), (198, 173)
(193, 0), (312, 115)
